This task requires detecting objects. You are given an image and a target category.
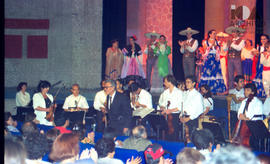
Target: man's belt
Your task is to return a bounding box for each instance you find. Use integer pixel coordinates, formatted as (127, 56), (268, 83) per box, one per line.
(228, 53), (241, 58)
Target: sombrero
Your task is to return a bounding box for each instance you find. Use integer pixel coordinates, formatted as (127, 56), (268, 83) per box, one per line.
(144, 31), (161, 38)
(216, 32), (229, 37)
(179, 27), (199, 36)
(225, 26), (246, 34)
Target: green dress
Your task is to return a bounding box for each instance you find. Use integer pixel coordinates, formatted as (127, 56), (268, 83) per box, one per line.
(154, 43), (172, 77)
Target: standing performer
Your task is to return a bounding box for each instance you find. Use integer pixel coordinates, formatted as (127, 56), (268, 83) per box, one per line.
(199, 29), (226, 94)
(241, 40), (256, 84)
(16, 82), (31, 107)
(178, 27), (199, 78)
(144, 31), (161, 89)
(158, 75), (183, 141)
(225, 26), (246, 89)
(253, 34), (269, 98)
(261, 41), (270, 97)
(151, 35), (172, 92)
(63, 84), (89, 127)
(33, 80), (55, 126)
(105, 39), (124, 80)
(121, 36), (145, 78)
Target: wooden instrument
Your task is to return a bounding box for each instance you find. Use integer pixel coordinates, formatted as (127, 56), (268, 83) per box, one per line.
(102, 100), (108, 128)
(231, 94), (253, 147)
(45, 84), (65, 122)
(165, 101), (174, 135)
(180, 102), (190, 143)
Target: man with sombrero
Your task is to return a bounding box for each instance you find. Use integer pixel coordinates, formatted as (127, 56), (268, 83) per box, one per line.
(178, 27), (199, 78)
(144, 31), (161, 89)
(225, 26), (246, 89)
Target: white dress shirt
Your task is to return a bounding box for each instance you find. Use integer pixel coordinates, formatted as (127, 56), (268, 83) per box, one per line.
(63, 94), (89, 109)
(180, 38), (198, 53)
(229, 88), (245, 112)
(230, 37), (245, 51)
(93, 90), (107, 111)
(263, 97), (270, 116)
(203, 97), (213, 112)
(32, 93), (53, 126)
(16, 91), (31, 107)
(241, 47), (256, 59)
(130, 89), (153, 110)
(238, 97), (263, 121)
(183, 88), (204, 120)
(158, 87), (183, 113)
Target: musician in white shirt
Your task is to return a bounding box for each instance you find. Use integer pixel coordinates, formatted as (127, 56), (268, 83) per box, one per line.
(16, 82), (31, 107)
(93, 80), (107, 132)
(63, 84), (89, 126)
(238, 83), (263, 121)
(129, 82), (152, 110)
(180, 76), (204, 136)
(158, 75), (183, 141)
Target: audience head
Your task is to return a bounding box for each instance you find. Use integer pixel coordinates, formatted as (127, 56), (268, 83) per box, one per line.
(177, 81), (186, 91)
(261, 34), (269, 45)
(37, 80), (51, 93)
(21, 121), (39, 137)
(244, 83), (257, 97)
(234, 75), (245, 89)
(17, 82), (28, 92)
(257, 154), (270, 164)
(163, 75), (177, 88)
(49, 133), (80, 162)
(132, 125), (147, 139)
(72, 123), (86, 140)
(46, 128), (60, 148)
(25, 112), (37, 122)
(95, 138), (116, 158)
(103, 127), (117, 141)
(144, 143), (165, 164)
(71, 84), (80, 96)
(104, 79), (116, 96)
(191, 129), (214, 151)
(111, 39), (119, 48)
(129, 82), (141, 94)
(5, 137), (27, 164)
(5, 112), (16, 127)
(177, 147), (205, 164)
(208, 29), (216, 40)
(200, 84), (212, 98)
(204, 145), (259, 164)
(185, 76), (196, 90)
(24, 132), (49, 160)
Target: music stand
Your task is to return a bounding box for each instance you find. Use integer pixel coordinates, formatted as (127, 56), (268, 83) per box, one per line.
(246, 120), (270, 152)
(202, 122), (226, 144)
(147, 112), (168, 140)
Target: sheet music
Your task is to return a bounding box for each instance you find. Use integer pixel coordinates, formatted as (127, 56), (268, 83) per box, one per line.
(133, 107), (154, 119)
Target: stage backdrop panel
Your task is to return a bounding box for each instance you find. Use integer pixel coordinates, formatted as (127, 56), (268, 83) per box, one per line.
(5, 35), (23, 58)
(27, 35), (48, 58)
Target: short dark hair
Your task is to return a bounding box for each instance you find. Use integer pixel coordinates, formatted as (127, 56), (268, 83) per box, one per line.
(208, 29), (216, 39)
(37, 80), (51, 92)
(200, 84), (212, 98)
(103, 127), (117, 140)
(111, 39), (119, 45)
(5, 137), (27, 164)
(129, 82), (140, 93)
(164, 74), (177, 86)
(261, 34), (269, 41)
(17, 82), (27, 92)
(25, 112), (36, 122)
(244, 83), (257, 96)
(234, 75), (244, 83)
(95, 138), (115, 158)
(176, 148), (205, 164)
(185, 76), (196, 83)
(24, 132), (50, 160)
(5, 112), (12, 126)
(21, 121), (39, 137)
(191, 129), (214, 150)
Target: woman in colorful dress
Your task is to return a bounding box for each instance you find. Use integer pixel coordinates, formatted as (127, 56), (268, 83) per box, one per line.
(252, 34), (269, 98)
(199, 29), (226, 94)
(105, 39), (124, 80)
(121, 36), (145, 78)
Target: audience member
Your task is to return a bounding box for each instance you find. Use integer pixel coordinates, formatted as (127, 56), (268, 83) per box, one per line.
(54, 111), (72, 134)
(25, 112), (40, 124)
(258, 154), (270, 164)
(144, 143), (173, 164)
(176, 147), (205, 164)
(46, 128), (60, 149)
(5, 112), (20, 133)
(21, 121), (39, 137)
(122, 125), (152, 151)
(103, 127), (123, 147)
(5, 137), (27, 164)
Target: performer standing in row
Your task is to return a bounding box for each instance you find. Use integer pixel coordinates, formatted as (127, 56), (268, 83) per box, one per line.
(144, 31), (160, 90)
(199, 29), (226, 94)
(16, 82), (31, 107)
(105, 39), (124, 80)
(261, 41), (270, 97)
(178, 27), (199, 78)
(241, 40), (256, 84)
(253, 34), (269, 97)
(158, 75), (183, 141)
(63, 84), (89, 126)
(33, 80), (54, 126)
(225, 26), (246, 90)
(121, 36), (145, 78)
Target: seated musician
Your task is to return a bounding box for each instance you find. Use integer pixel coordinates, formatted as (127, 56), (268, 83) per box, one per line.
(93, 80), (107, 132)
(63, 84), (89, 126)
(16, 82), (31, 107)
(33, 80), (55, 126)
(227, 75), (245, 134)
(158, 75), (183, 141)
(200, 84), (213, 116)
(180, 76), (204, 138)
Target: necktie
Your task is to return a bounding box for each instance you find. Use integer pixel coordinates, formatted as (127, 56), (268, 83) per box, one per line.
(108, 96), (112, 110)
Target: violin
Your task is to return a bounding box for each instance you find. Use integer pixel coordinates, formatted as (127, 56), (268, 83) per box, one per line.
(166, 101), (174, 135)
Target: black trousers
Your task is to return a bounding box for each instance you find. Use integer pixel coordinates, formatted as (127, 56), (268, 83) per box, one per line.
(230, 111), (238, 135)
(185, 118), (199, 137)
(96, 111), (106, 132)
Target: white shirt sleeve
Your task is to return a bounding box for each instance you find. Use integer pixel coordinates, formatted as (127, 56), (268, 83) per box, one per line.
(231, 39), (245, 51)
(238, 98), (263, 120)
(263, 98), (270, 116)
(188, 93), (204, 120)
(204, 98), (213, 111)
(79, 96), (89, 109)
(93, 92), (105, 111)
(158, 91), (166, 110)
(186, 39), (198, 53)
(139, 91), (153, 109)
(33, 93), (44, 109)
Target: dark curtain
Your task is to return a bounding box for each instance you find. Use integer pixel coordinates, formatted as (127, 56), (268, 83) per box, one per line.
(172, 0), (205, 81)
(102, 0), (127, 79)
(255, 0), (264, 45)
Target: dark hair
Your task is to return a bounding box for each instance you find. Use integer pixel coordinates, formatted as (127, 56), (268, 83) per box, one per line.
(257, 154), (270, 164)
(111, 39), (119, 45)
(207, 29), (216, 39)
(49, 133), (80, 162)
(129, 82), (140, 93)
(24, 132), (49, 160)
(265, 41), (270, 50)
(159, 35), (166, 39)
(95, 138), (115, 158)
(244, 83), (257, 96)
(21, 121), (39, 137)
(185, 75), (196, 83)
(46, 128), (60, 150)
(37, 80), (51, 92)
(103, 127), (117, 140)
(164, 74), (177, 86)
(5, 112), (12, 126)
(176, 148), (205, 164)
(100, 79), (106, 88)
(132, 125), (147, 139)
(200, 84), (212, 98)
(54, 111), (67, 127)
(145, 154), (161, 164)
(17, 82), (27, 92)
(130, 36), (137, 41)
(234, 75), (244, 83)
(245, 39), (253, 46)
(5, 137), (27, 164)
(25, 112), (36, 122)
(261, 34), (270, 41)
(191, 129), (214, 150)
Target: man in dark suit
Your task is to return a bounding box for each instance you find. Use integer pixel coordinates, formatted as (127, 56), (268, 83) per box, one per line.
(104, 79), (132, 135)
